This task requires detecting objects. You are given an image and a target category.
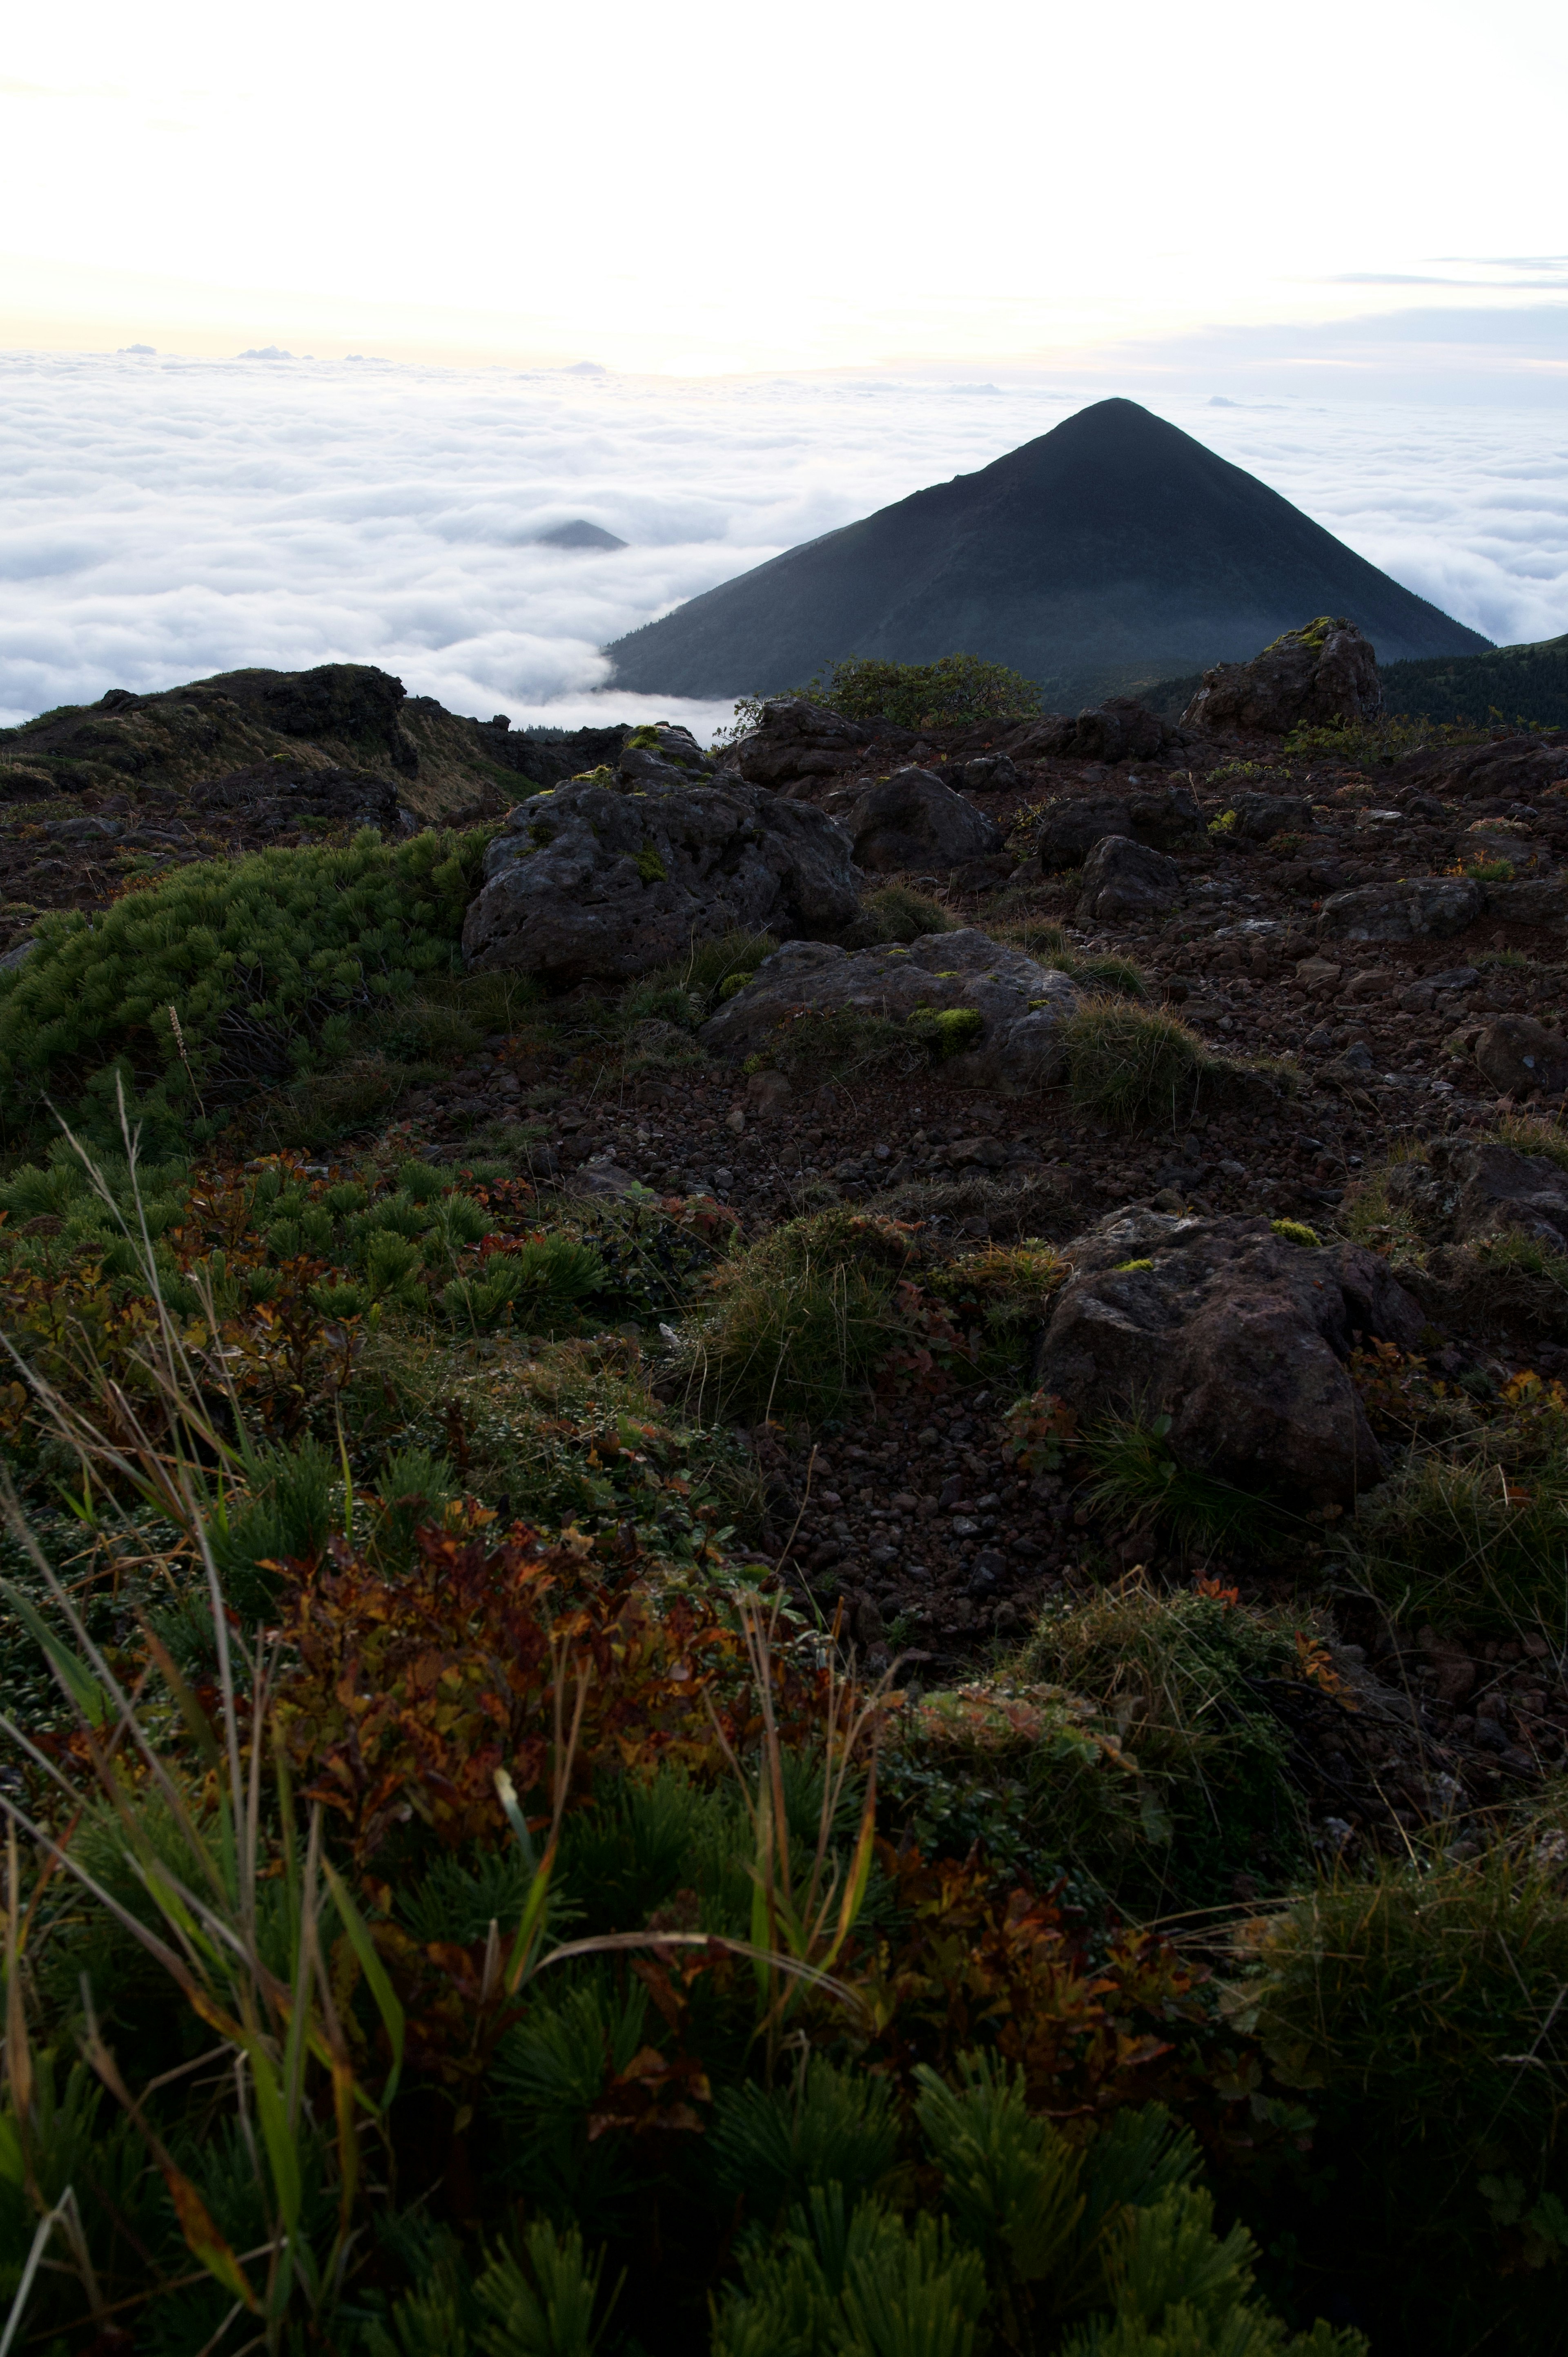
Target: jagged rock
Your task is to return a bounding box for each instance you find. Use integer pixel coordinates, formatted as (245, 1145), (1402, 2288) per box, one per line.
(698, 928), (1079, 1089)
(1390, 734), (1568, 803)
(1316, 876), (1483, 942)
(1182, 619), (1381, 734)
(1220, 790), (1314, 843)
(717, 698), (881, 791)
(462, 774), (861, 985)
(1480, 879), (1568, 929)
(1013, 698), (1200, 765)
(844, 769), (1004, 873)
(0, 938), (37, 973)
(1383, 1138), (1568, 1251)
(1037, 780), (1202, 869)
(1472, 1017), (1568, 1099)
(1075, 834), (1183, 924)
(1031, 1206), (1425, 1506)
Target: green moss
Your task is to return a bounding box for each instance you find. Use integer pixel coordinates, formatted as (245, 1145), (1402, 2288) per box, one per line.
(635, 841), (669, 885)
(908, 1005), (984, 1058)
(717, 970), (755, 1000)
(1270, 1219), (1321, 1248)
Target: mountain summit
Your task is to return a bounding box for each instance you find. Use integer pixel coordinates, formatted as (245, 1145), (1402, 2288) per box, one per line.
(604, 398), (1490, 703)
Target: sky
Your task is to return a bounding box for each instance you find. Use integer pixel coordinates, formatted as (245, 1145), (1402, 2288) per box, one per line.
(0, 0), (1565, 729)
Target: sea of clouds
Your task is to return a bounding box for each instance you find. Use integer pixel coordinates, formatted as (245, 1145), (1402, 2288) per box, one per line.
(1, 348), (1565, 735)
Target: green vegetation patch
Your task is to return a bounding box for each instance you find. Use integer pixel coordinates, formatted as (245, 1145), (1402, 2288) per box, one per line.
(0, 825), (492, 1149)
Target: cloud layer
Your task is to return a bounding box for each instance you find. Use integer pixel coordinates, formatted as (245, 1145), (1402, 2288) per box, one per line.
(1, 351), (1564, 734)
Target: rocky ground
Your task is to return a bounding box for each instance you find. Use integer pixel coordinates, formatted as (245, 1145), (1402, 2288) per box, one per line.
(6, 641), (1568, 1872)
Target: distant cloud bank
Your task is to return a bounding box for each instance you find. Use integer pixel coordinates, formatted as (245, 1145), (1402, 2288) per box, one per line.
(0, 351), (1564, 733)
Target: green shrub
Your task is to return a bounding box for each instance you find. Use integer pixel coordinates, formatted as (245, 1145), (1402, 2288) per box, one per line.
(1268, 1219), (1320, 1249)
(1062, 999), (1214, 1127)
(442, 1236), (606, 1337)
(0, 826), (491, 1148)
(790, 653), (1043, 731)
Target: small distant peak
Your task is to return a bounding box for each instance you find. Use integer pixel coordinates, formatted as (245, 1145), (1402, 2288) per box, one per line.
(1209, 395), (1239, 407)
(562, 360), (609, 376)
(238, 345), (293, 360)
(118, 343), (156, 355)
(533, 519), (628, 551)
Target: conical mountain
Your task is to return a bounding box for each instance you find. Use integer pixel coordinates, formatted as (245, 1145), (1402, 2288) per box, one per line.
(604, 398), (1490, 703)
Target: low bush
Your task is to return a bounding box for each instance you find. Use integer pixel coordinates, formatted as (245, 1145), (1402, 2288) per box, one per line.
(0, 827), (493, 1150)
(1079, 1412), (1292, 1554)
(1239, 1819), (1568, 2350)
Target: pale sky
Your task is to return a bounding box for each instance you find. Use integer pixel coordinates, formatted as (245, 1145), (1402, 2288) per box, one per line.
(2, 0), (1565, 373)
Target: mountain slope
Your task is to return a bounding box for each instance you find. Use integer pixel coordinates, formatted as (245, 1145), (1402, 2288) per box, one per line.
(605, 398), (1490, 702)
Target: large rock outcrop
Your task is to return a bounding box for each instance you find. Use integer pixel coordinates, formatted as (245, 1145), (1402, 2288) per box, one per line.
(698, 928), (1079, 1089)
(1031, 1207), (1425, 1506)
(462, 772), (860, 985)
(1182, 619), (1381, 735)
(845, 769), (1004, 873)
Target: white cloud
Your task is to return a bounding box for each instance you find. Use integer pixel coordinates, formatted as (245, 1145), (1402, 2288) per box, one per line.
(0, 352), (1564, 735)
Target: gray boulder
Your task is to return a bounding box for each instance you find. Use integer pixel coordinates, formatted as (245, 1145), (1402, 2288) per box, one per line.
(698, 927), (1079, 1090)
(1076, 834), (1183, 925)
(1031, 1207), (1425, 1507)
(1182, 619), (1381, 735)
(1317, 876), (1483, 942)
(1038, 781), (1202, 870)
(717, 697), (877, 791)
(462, 774), (861, 985)
(845, 768), (1004, 874)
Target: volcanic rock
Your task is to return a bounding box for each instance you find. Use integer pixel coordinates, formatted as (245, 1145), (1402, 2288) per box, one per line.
(845, 769), (1004, 874)
(1031, 1207), (1425, 1506)
(1037, 780), (1202, 869)
(1018, 697), (1200, 765)
(717, 698), (880, 792)
(1316, 876), (1484, 942)
(1472, 1017), (1568, 1099)
(1383, 1138), (1568, 1252)
(1182, 619), (1382, 735)
(462, 774), (861, 986)
(697, 928), (1080, 1090)
(1075, 835), (1183, 925)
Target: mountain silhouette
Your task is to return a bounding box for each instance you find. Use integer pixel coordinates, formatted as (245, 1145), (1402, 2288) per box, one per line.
(604, 398), (1490, 703)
